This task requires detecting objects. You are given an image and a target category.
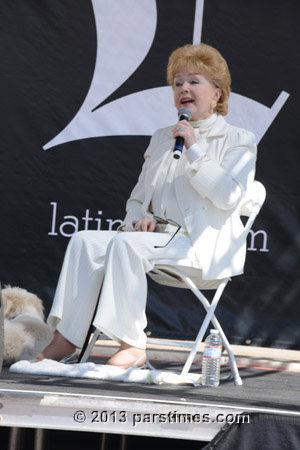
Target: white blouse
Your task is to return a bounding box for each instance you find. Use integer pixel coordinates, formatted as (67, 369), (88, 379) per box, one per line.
(150, 113), (219, 231)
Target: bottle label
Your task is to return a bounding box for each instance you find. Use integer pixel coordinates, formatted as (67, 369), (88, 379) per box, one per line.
(203, 345), (222, 359)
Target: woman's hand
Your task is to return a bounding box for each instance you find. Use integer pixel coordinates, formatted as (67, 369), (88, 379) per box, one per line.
(172, 120), (197, 150)
(134, 218), (156, 232)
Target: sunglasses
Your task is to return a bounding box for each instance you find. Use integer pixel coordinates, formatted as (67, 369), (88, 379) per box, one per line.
(153, 215), (182, 248)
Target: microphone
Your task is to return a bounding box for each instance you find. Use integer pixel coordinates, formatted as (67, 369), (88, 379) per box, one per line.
(173, 107), (192, 159)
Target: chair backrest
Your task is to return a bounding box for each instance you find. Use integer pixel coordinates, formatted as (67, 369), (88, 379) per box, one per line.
(240, 180), (266, 217)
(240, 180), (266, 233)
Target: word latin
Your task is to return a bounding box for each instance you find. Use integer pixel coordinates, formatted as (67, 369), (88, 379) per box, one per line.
(48, 202), (123, 237)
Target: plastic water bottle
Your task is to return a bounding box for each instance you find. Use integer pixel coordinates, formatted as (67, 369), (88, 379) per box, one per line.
(201, 329), (222, 386)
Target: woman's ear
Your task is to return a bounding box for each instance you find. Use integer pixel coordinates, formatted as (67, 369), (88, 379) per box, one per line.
(214, 87), (222, 102)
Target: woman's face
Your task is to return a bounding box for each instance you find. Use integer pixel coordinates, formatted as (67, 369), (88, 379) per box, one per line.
(173, 67), (221, 121)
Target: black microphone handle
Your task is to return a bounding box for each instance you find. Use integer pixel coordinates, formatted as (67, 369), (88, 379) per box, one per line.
(173, 109), (191, 159)
(173, 136), (184, 159)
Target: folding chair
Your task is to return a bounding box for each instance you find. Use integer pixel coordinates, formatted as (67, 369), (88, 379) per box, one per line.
(80, 181), (266, 386)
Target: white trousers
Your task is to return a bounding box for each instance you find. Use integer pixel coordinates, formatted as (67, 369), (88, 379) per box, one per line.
(47, 229), (197, 349)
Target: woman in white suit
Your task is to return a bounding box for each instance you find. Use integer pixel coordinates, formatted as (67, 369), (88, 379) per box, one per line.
(37, 43), (256, 367)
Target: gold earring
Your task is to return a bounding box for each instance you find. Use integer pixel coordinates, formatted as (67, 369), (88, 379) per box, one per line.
(211, 100), (217, 108)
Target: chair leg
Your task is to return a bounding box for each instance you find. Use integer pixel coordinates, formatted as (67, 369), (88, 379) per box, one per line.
(79, 329), (101, 363)
(180, 278), (228, 377)
(157, 267), (242, 385)
(209, 315), (243, 386)
(77, 285), (103, 363)
(191, 296), (242, 385)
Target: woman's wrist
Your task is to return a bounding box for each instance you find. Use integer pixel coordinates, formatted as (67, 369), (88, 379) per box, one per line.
(186, 143), (207, 163)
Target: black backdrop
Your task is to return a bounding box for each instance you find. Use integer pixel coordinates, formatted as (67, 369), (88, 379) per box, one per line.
(1, 0), (299, 348)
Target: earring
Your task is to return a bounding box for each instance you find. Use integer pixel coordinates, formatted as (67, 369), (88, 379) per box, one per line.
(211, 100), (217, 108)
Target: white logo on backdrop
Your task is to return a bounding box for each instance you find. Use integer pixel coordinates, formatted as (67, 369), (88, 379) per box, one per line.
(43, 0), (289, 150)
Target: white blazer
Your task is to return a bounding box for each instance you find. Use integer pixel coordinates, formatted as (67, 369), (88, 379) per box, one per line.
(123, 114), (257, 280)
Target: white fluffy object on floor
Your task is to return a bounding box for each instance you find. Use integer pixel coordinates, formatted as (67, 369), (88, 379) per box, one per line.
(9, 359), (202, 385)
(2, 285), (53, 365)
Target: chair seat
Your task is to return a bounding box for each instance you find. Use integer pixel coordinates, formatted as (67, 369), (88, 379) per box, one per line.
(148, 261), (224, 290)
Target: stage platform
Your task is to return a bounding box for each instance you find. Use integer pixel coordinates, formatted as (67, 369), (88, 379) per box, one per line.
(0, 340), (299, 448)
